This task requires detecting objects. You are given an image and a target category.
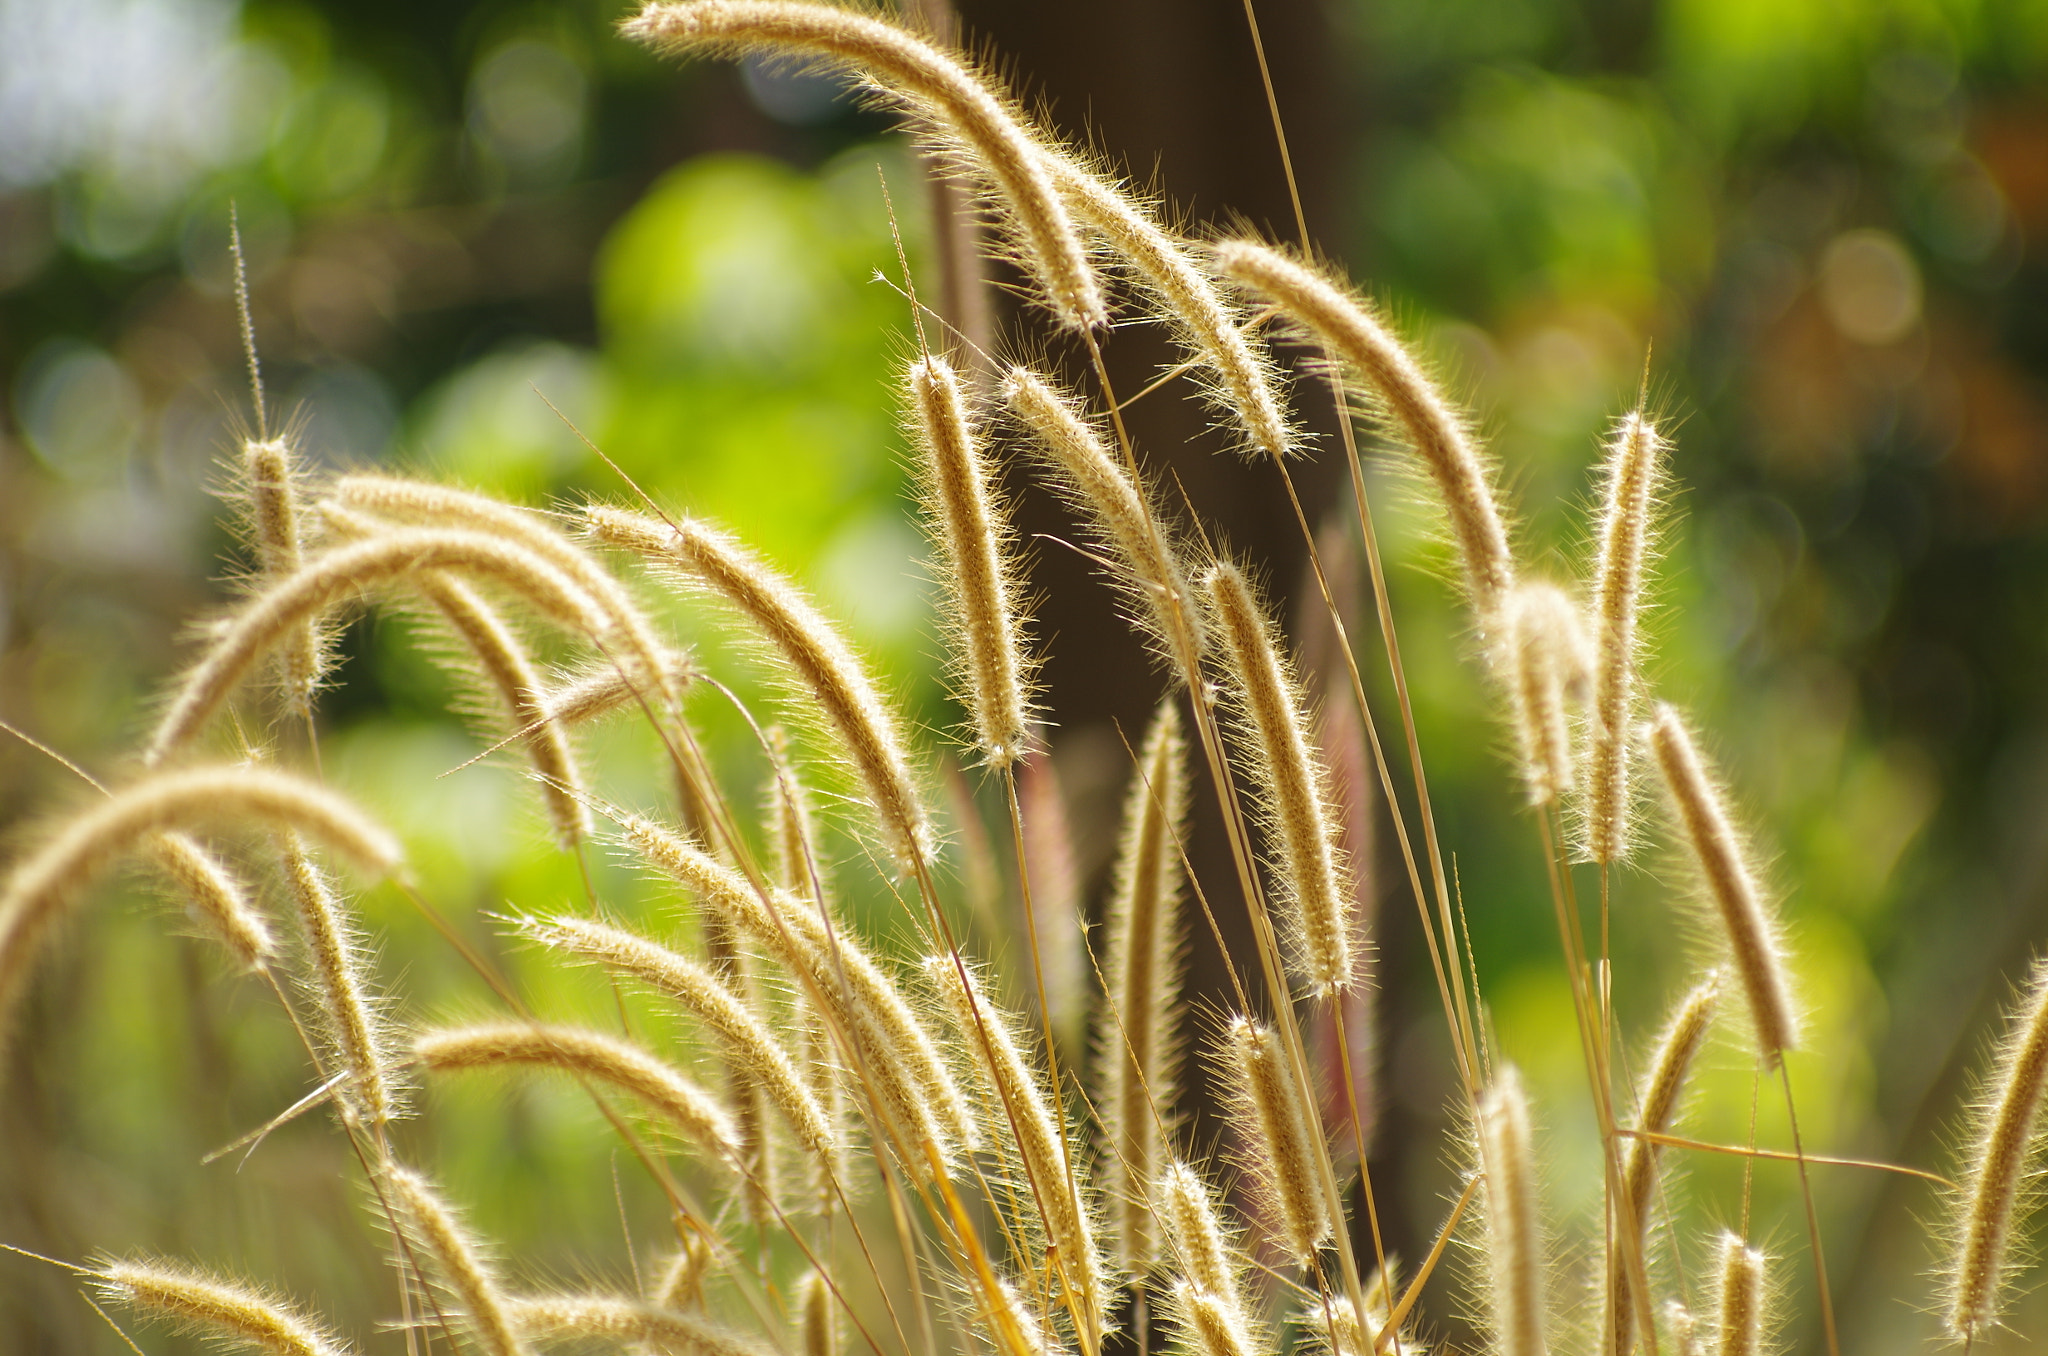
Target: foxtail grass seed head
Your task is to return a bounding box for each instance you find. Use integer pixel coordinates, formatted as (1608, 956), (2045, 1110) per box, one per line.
(0, 767), (400, 1042)
(1003, 366), (1207, 682)
(1710, 1235), (1765, 1356)
(1205, 562), (1356, 995)
(329, 474), (677, 708)
(520, 913), (842, 1182)
(1478, 1066), (1546, 1356)
(146, 529), (614, 766)
(1223, 1015), (1336, 1262)
(416, 1022), (738, 1161)
(617, 813), (977, 1161)
(909, 353), (1033, 765)
(925, 956), (1109, 1343)
(622, 1), (1104, 329)
(1946, 957), (2048, 1345)
(1609, 973), (1720, 1356)
(588, 506), (933, 873)
(149, 832), (275, 971)
(1050, 161), (1295, 461)
(241, 436), (328, 716)
(281, 834), (396, 1128)
(1211, 239), (1515, 615)
(386, 1168), (528, 1356)
(1099, 702), (1190, 1272)
(508, 1294), (774, 1356)
(93, 1259), (352, 1356)
(414, 573), (591, 847)
(1505, 581), (1590, 806)
(540, 650), (694, 727)
(1171, 1280), (1260, 1356)
(1667, 1302), (1701, 1356)
(797, 1269), (837, 1356)
(1647, 706), (1798, 1067)
(1584, 412), (1664, 863)
(1158, 1160), (1242, 1307)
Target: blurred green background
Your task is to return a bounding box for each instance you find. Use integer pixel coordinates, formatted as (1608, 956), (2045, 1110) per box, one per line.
(1, 0), (2046, 1351)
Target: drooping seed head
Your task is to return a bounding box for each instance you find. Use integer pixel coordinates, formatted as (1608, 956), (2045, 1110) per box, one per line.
(280, 834), (397, 1129)
(149, 832), (275, 972)
(925, 955), (1109, 1344)
(1004, 366), (1206, 683)
(1221, 1015), (1336, 1262)
(1647, 706), (1798, 1066)
(1050, 161), (1295, 460)
(0, 768), (400, 1047)
(1211, 239), (1515, 618)
(589, 506), (933, 874)
(622, 0), (1104, 329)
(1946, 957), (2048, 1345)
(507, 1294), (774, 1356)
(385, 1166), (528, 1356)
(146, 529), (615, 767)
(1205, 562), (1357, 995)
(909, 352), (1034, 765)
(1584, 411), (1664, 863)
(416, 1022), (739, 1162)
(92, 1258), (352, 1356)
(520, 914), (842, 1183)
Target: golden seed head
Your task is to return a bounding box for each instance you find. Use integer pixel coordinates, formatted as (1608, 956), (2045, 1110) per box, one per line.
(1477, 1066), (1546, 1356)
(909, 353), (1034, 766)
(1222, 1015), (1336, 1262)
(1584, 410), (1664, 863)
(1205, 561), (1357, 995)
(1711, 1234), (1766, 1356)
(94, 1258), (352, 1356)
(1505, 581), (1590, 806)
(1647, 705), (1798, 1066)
(623, 0), (1104, 328)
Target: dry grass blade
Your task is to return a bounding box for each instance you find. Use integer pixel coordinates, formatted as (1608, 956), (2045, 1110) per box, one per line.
(415, 1022), (739, 1160)
(92, 1258), (352, 1356)
(622, 0), (1104, 329)
(589, 506), (933, 873)
(0, 767), (400, 1041)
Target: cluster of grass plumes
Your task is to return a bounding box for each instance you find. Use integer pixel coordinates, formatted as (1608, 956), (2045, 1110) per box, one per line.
(4, 4), (2044, 1355)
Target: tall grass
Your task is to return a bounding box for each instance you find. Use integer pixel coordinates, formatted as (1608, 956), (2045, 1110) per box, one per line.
(0, 3), (2038, 1354)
